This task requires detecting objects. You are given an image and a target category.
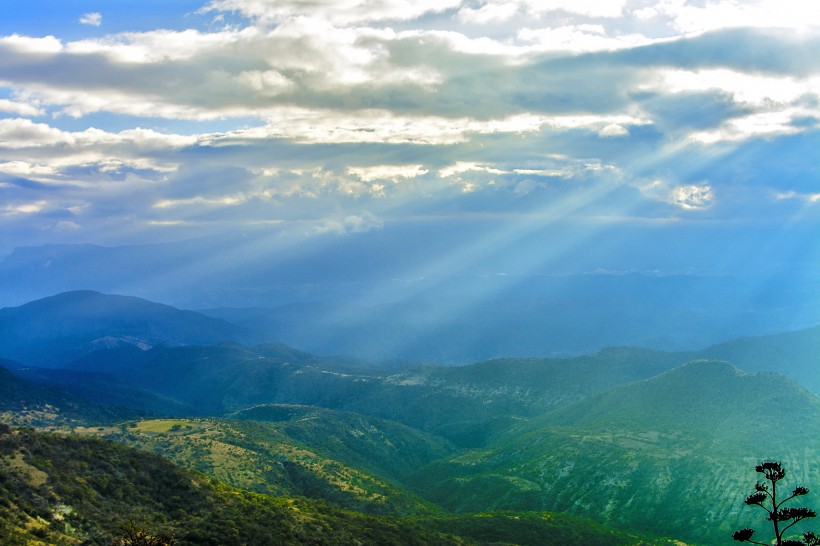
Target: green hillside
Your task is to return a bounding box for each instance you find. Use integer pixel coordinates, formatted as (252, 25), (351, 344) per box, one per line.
(0, 425), (688, 546)
(0, 365), (136, 426)
(230, 404), (457, 481)
(97, 414), (449, 516)
(8, 293), (820, 546)
(37, 343), (693, 447)
(0, 425), (466, 546)
(411, 361), (820, 545)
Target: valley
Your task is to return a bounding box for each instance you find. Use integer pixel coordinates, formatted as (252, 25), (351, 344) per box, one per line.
(2, 291), (820, 544)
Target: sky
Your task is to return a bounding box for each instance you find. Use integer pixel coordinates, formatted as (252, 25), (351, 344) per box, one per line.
(2, 0), (820, 291)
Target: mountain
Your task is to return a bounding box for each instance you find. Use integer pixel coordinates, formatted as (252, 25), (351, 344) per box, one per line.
(0, 290), (249, 367)
(411, 361), (820, 545)
(0, 364), (136, 426)
(35, 343), (693, 447)
(6, 239), (820, 361)
(693, 325), (820, 394)
(0, 425), (466, 546)
(230, 404), (457, 482)
(198, 270), (820, 362)
(0, 425), (686, 546)
(101, 411), (454, 516)
(10, 365), (198, 416)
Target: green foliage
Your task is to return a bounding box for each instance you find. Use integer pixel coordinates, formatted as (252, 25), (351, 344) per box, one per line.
(108, 415), (446, 516)
(0, 365), (135, 426)
(111, 520), (176, 546)
(409, 361), (820, 545)
(0, 425), (693, 545)
(9, 323), (820, 546)
(416, 511), (688, 546)
(28, 343), (694, 447)
(0, 426), (466, 545)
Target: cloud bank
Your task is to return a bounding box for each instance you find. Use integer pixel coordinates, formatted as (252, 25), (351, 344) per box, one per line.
(1, 0), (819, 275)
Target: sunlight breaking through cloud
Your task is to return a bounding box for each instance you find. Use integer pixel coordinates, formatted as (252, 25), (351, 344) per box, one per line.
(0, 0), (819, 304)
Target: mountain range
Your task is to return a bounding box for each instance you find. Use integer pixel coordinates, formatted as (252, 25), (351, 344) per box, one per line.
(2, 290), (820, 545)
(4, 237), (820, 360)
(0, 290), (246, 367)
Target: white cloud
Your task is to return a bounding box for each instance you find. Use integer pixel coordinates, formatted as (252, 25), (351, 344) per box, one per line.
(1, 200), (48, 215)
(457, 2), (519, 24)
(223, 110), (648, 146)
(80, 12), (103, 27)
(0, 118), (69, 148)
(513, 168), (573, 177)
(348, 164), (429, 182)
(637, 179), (714, 210)
(439, 161), (507, 178)
(458, 0), (628, 22)
(0, 34), (63, 54)
(0, 160), (57, 177)
(641, 69), (820, 143)
(208, 109), (549, 145)
(65, 28), (254, 63)
(653, 69), (812, 107)
(774, 191), (820, 203)
(344, 212), (384, 232)
(0, 119), (197, 184)
(236, 70), (296, 96)
(598, 123), (629, 137)
(544, 114), (651, 131)
(0, 98), (44, 116)
(670, 183), (714, 210)
(527, 0), (627, 18)
(2, 0), (820, 251)
(662, 0), (820, 34)
(0, 118), (196, 151)
(517, 24), (654, 53)
(154, 194), (249, 209)
(54, 220), (81, 231)
(203, 0), (462, 26)
(689, 109), (808, 143)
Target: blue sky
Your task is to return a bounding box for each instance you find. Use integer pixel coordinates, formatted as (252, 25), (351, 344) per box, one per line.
(2, 0), (820, 283)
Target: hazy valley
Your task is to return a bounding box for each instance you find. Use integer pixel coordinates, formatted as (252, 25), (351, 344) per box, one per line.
(1, 290), (819, 544)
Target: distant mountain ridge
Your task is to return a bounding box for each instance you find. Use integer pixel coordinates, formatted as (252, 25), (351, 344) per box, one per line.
(5, 238), (820, 359)
(12, 342), (698, 447)
(692, 325), (820, 393)
(0, 290), (249, 367)
(5, 290), (820, 449)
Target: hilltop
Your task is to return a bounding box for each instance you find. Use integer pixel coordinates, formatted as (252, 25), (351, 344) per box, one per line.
(412, 361), (820, 545)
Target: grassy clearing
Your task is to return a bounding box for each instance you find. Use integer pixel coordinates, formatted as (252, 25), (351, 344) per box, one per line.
(134, 419), (198, 433)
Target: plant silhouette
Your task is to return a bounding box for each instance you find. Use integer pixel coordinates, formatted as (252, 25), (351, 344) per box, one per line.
(733, 461), (820, 546)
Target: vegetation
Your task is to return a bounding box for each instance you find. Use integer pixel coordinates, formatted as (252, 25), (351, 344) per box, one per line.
(0, 426), (466, 545)
(111, 521), (176, 546)
(102, 415), (446, 516)
(408, 362), (820, 545)
(734, 462), (820, 546)
(0, 425), (687, 545)
(7, 297), (820, 546)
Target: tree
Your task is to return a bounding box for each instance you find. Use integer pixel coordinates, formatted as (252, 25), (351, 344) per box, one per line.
(110, 520), (176, 546)
(733, 461), (820, 546)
